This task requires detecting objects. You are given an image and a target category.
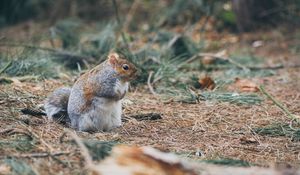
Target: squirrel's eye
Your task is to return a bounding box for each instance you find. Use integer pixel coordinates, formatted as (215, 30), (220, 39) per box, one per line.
(122, 64), (129, 70)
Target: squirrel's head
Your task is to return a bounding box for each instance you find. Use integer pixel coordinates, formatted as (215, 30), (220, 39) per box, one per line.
(108, 52), (138, 82)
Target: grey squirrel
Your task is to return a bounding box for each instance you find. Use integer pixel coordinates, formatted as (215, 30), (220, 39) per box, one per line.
(44, 52), (137, 132)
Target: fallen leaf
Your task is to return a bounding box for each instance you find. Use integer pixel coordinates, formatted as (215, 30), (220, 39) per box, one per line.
(11, 78), (23, 87)
(93, 145), (197, 175)
(0, 77), (13, 84)
(234, 78), (259, 92)
(0, 164), (11, 175)
(201, 50), (228, 65)
(252, 40), (264, 48)
(198, 76), (215, 90)
(240, 136), (259, 144)
(202, 56), (216, 65)
(40, 38), (63, 49)
(215, 49), (228, 58)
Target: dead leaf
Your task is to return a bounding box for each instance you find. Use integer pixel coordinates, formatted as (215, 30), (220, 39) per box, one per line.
(93, 145), (197, 175)
(201, 50), (228, 65)
(252, 40), (264, 48)
(234, 78), (259, 92)
(202, 56), (216, 65)
(198, 76), (215, 90)
(0, 164), (11, 175)
(11, 78), (23, 87)
(240, 136), (259, 144)
(0, 77), (13, 84)
(40, 38), (63, 49)
(215, 49), (228, 58)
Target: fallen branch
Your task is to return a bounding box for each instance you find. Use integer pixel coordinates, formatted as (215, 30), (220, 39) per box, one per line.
(21, 108), (46, 117)
(181, 53), (249, 71)
(259, 85), (300, 122)
(0, 60), (12, 75)
(248, 64), (300, 70)
(0, 43), (95, 64)
(124, 0), (140, 32)
(0, 151), (71, 159)
(180, 52), (300, 70)
(67, 131), (96, 171)
(0, 128), (33, 138)
(147, 71), (158, 96)
(112, 0), (129, 49)
(0, 43), (59, 52)
(122, 113), (162, 122)
(130, 113), (162, 121)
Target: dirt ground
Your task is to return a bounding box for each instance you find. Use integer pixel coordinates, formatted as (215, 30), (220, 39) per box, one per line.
(0, 24), (300, 174)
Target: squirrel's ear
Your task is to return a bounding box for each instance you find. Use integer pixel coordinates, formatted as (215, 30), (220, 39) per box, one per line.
(108, 53), (119, 65)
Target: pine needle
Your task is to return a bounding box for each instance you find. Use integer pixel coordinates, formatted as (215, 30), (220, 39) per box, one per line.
(0, 60), (12, 75)
(259, 85), (300, 122)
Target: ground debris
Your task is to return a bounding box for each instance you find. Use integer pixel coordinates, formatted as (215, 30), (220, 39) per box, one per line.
(124, 113), (162, 122)
(232, 78), (259, 92)
(253, 123), (300, 142)
(4, 159), (36, 175)
(198, 76), (216, 90)
(199, 91), (263, 105)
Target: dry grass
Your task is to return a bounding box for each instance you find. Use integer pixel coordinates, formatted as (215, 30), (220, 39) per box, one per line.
(1, 22), (300, 174)
(0, 66), (300, 174)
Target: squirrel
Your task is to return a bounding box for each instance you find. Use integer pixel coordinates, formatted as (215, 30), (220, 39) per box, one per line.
(44, 52), (137, 132)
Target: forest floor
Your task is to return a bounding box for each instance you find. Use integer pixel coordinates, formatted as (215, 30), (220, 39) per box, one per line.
(0, 22), (300, 174)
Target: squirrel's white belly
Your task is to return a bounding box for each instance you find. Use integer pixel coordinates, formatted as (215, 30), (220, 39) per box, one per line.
(77, 81), (128, 131)
(79, 98), (122, 131)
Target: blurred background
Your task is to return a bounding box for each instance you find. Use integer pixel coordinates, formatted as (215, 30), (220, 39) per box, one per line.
(0, 0), (299, 101)
(1, 0), (299, 31)
(1, 2), (300, 173)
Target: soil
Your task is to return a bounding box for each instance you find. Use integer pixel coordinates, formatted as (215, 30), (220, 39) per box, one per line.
(0, 23), (300, 174)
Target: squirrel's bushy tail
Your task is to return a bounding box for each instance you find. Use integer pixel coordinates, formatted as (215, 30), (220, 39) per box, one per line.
(44, 87), (71, 124)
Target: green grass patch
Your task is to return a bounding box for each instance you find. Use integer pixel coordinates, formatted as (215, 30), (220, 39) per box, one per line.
(0, 135), (36, 152)
(203, 158), (252, 167)
(4, 159), (36, 175)
(199, 92), (263, 105)
(253, 123), (300, 141)
(83, 140), (117, 161)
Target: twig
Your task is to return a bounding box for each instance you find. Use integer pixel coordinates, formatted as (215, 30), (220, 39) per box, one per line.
(165, 34), (181, 51)
(122, 113), (162, 122)
(0, 151), (71, 159)
(67, 131), (96, 171)
(21, 108), (46, 117)
(147, 71), (158, 96)
(0, 60), (12, 75)
(129, 113), (162, 121)
(0, 43), (93, 62)
(182, 53), (249, 71)
(248, 64), (300, 70)
(180, 52), (300, 71)
(0, 128), (33, 138)
(0, 43), (58, 52)
(28, 128), (55, 152)
(199, 15), (211, 34)
(112, 0), (129, 48)
(226, 57), (250, 71)
(124, 0), (139, 32)
(259, 86), (300, 122)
